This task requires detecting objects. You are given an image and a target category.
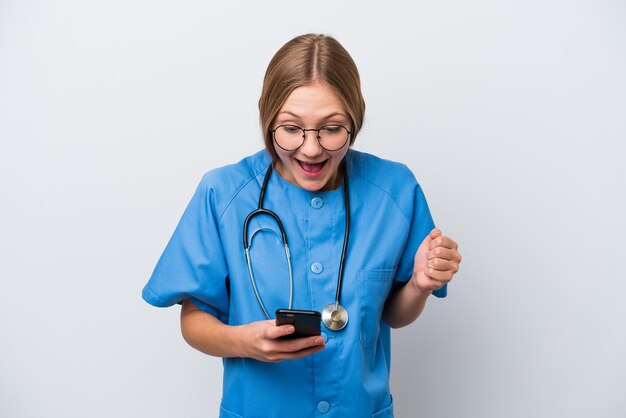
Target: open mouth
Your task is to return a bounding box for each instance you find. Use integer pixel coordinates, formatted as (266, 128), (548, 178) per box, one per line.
(297, 159), (328, 176)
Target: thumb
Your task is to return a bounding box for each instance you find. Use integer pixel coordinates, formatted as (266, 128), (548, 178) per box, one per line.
(421, 228), (441, 250)
(415, 228), (441, 265)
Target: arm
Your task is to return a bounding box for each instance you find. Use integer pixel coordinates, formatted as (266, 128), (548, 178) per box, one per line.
(382, 229), (461, 328)
(180, 300), (325, 362)
(382, 278), (431, 329)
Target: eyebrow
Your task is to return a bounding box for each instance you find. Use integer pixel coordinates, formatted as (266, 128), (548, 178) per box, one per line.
(277, 111), (349, 121)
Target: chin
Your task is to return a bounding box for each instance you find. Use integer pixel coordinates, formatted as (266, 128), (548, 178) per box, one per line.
(291, 167), (330, 191)
(297, 179), (327, 192)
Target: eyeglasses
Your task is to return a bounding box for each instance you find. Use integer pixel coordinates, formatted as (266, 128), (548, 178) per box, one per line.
(270, 125), (352, 151)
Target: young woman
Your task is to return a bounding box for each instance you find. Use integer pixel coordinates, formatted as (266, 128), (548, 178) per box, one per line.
(143, 33), (461, 418)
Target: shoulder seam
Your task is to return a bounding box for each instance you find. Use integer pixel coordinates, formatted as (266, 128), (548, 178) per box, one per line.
(215, 161), (271, 223)
(347, 165), (413, 225)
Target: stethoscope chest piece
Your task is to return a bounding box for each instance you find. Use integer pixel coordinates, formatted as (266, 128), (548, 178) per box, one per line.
(322, 303), (348, 331)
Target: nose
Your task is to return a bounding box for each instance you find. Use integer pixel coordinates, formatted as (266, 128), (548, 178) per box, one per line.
(300, 129), (323, 157)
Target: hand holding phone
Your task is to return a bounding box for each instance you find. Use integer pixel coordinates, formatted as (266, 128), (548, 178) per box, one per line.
(275, 309), (321, 339)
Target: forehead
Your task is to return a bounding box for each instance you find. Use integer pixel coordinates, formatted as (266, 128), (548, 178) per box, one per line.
(278, 82), (347, 121)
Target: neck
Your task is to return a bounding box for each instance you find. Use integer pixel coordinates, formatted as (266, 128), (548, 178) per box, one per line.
(322, 164), (344, 191)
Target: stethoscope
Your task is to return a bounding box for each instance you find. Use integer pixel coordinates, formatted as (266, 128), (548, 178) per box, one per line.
(243, 163), (350, 331)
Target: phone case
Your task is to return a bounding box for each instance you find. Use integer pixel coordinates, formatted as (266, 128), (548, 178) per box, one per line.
(275, 309), (321, 339)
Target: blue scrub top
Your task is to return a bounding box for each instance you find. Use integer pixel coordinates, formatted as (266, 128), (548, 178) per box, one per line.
(143, 149), (446, 418)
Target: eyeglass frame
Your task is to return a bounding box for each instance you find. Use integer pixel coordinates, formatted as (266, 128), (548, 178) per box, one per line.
(270, 124), (353, 152)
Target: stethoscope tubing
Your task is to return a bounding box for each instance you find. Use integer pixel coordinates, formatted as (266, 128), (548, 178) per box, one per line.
(243, 167), (294, 319)
(335, 164), (349, 310)
(242, 163), (350, 324)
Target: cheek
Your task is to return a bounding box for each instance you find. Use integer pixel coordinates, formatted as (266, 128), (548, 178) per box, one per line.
(275, 150), (300, 177)
(331, 150), (349, 166)
(275, 149), (292, 164)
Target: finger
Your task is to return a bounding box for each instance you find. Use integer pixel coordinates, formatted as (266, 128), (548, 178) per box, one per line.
(427, 247), (462, 262)
(258, 334), (323, 360)
(265, 323), (295, 340)
(416, 276), (447, 293)
(278, 335), (325, 353)
(416, 228), (440, 260)
(429, 236), (458, 250)
(280, 344), (326, 360)
(429, 235), (458, 251)
(425, 268), (455, 282)
(264, 336), (325, 362)
(427, 258), (460, 272)
(265, 343), (326, 362)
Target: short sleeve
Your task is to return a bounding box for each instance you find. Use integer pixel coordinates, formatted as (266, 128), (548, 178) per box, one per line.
(142, 176), (230, 319)
(395, 182), (447, 298)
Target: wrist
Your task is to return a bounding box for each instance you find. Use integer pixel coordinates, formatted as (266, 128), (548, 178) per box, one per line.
(409, 274), (432, 300)
(230, 325), (248, 358)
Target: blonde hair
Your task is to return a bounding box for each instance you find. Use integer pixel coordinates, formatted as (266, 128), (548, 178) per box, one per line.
(258, 34), (366, 162)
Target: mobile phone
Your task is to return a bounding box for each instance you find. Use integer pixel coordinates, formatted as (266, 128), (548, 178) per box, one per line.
(275, 309), (321, 339)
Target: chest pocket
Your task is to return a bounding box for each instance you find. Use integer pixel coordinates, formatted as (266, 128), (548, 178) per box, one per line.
(358, 268), (396, 348)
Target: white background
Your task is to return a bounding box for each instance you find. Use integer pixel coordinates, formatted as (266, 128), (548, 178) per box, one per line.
(1, 1), (625, 417)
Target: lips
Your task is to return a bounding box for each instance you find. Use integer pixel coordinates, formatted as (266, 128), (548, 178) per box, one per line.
(297, 159), (327, 175)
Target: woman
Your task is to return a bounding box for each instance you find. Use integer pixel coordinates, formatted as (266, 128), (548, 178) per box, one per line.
(143, 33), (461, 418)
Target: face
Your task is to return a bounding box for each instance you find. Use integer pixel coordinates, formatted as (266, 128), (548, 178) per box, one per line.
(272, 82), (351, 192)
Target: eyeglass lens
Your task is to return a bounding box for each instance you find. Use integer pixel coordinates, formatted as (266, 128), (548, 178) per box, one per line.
(273, 125), (350, 151)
